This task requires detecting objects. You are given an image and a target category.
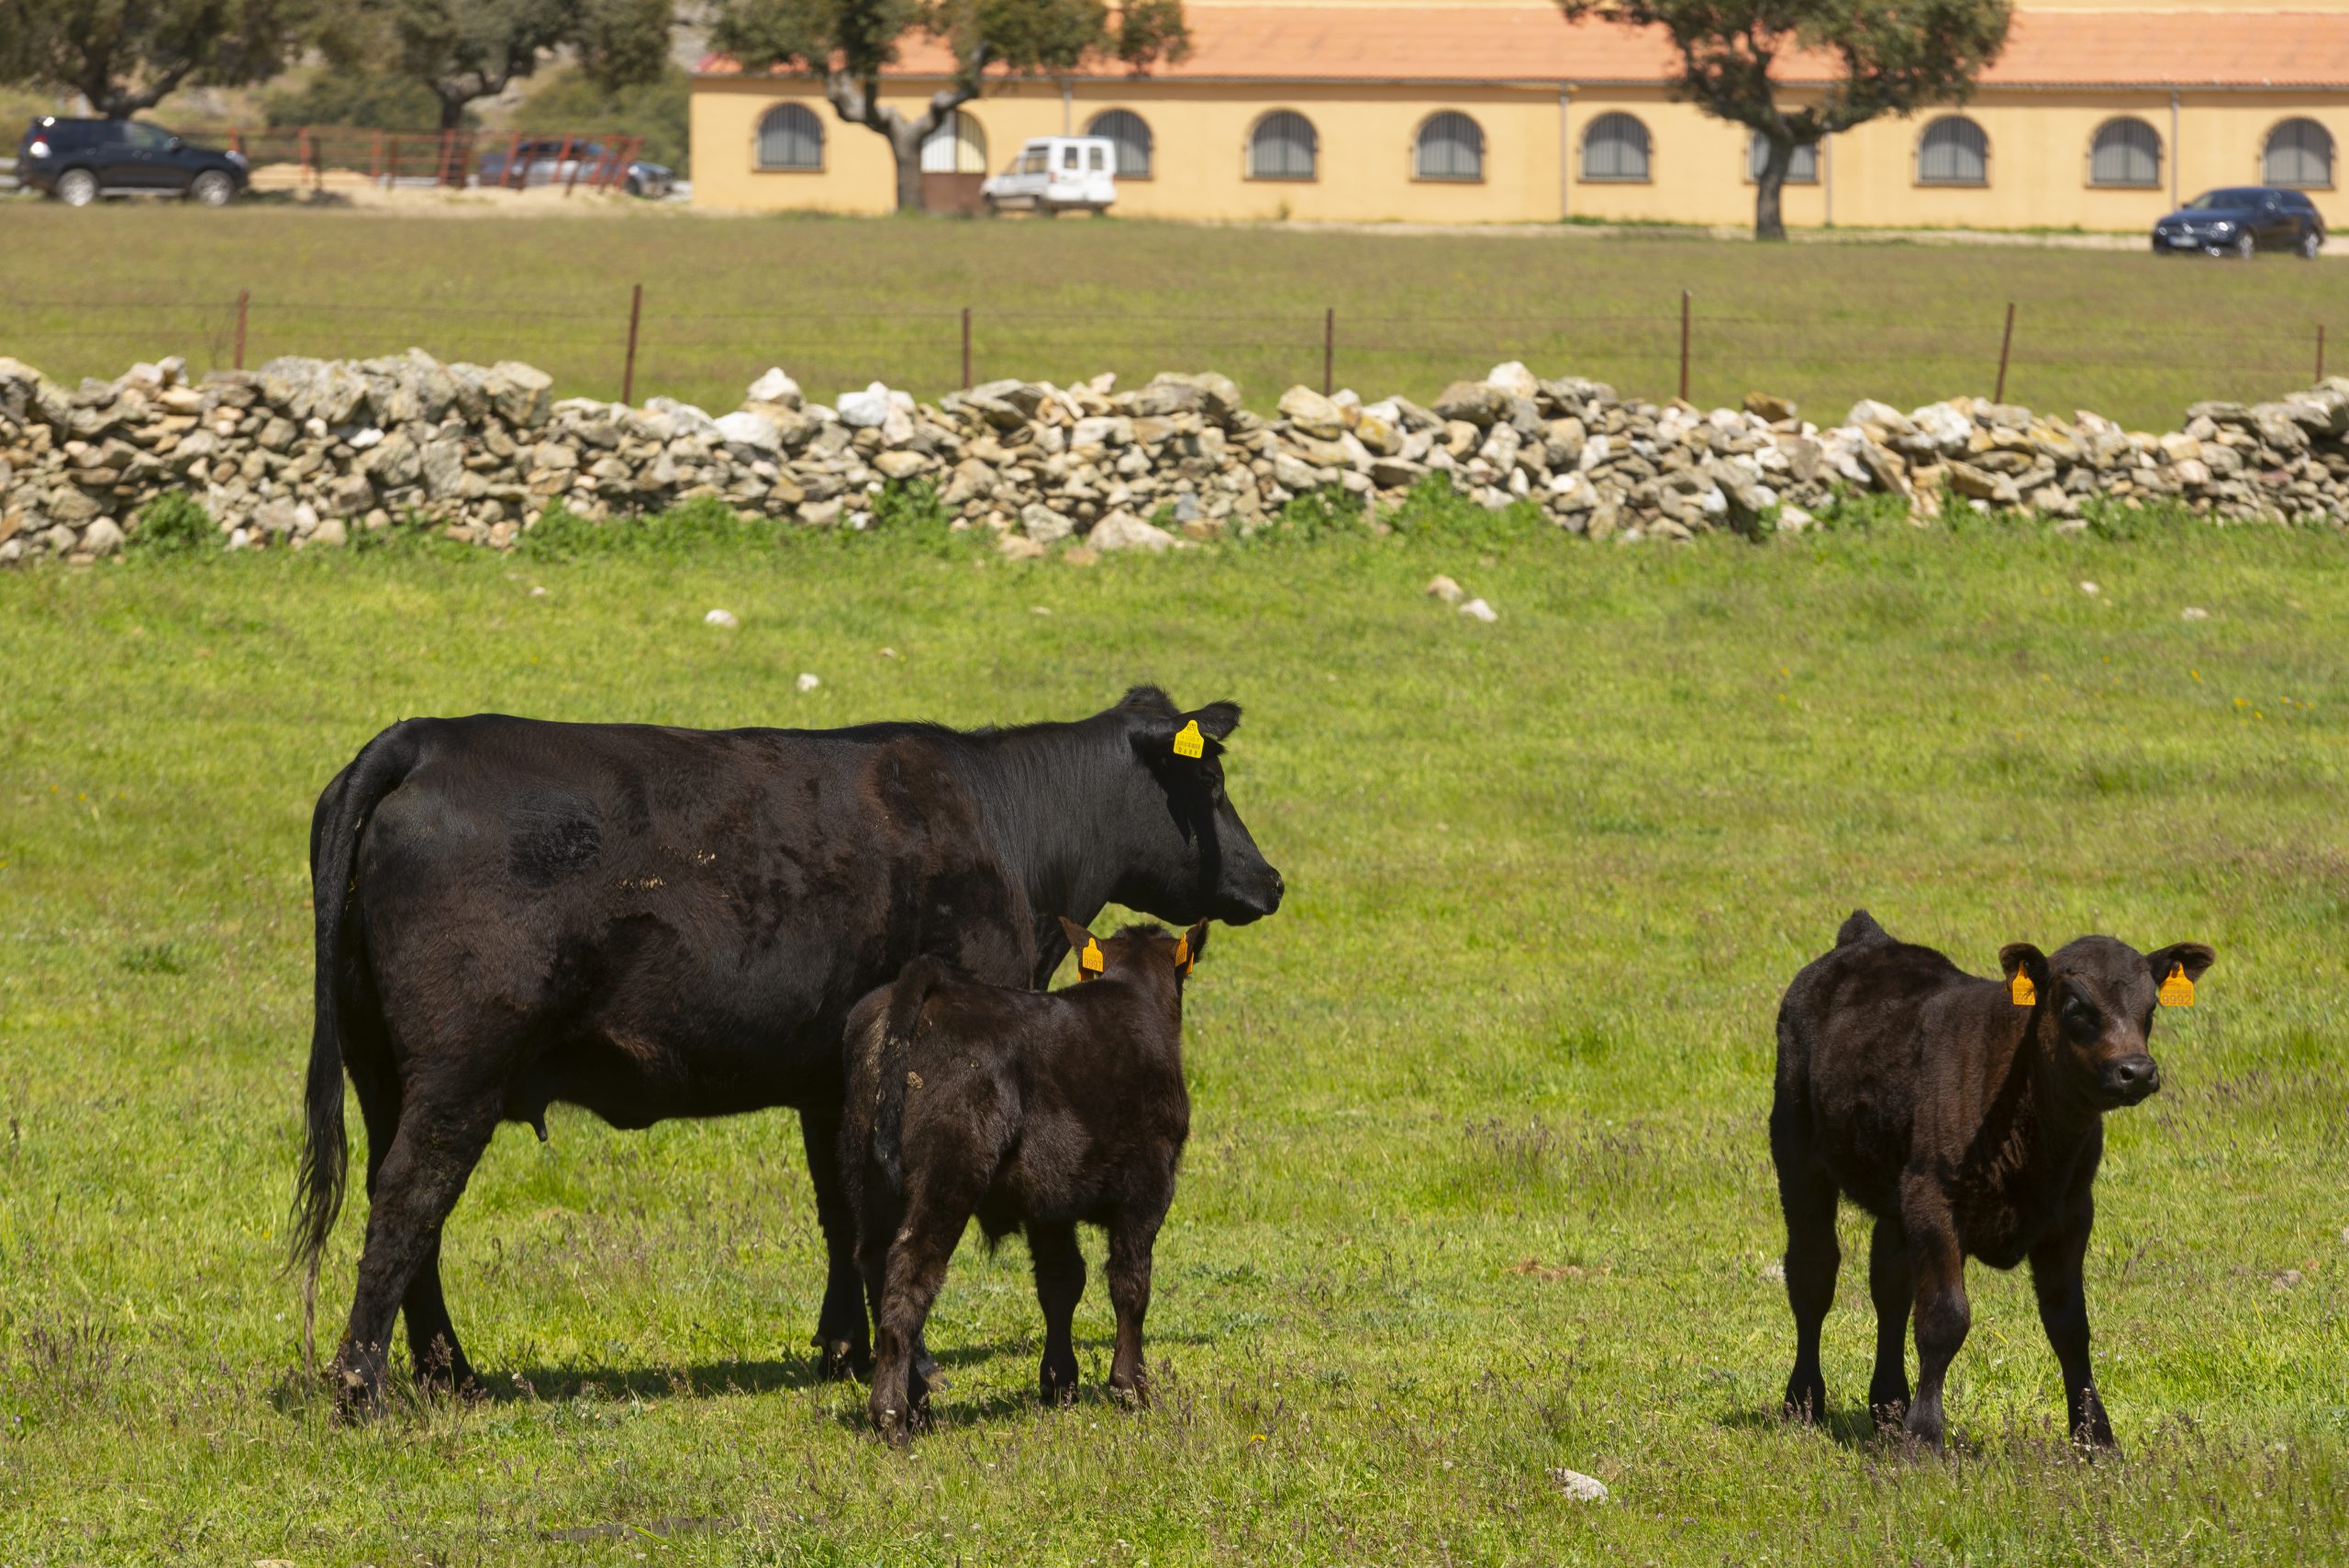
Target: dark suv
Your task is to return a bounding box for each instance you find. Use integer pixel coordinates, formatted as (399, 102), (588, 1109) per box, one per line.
(2151, 186), (2325, 259)
(17, 117), (248, 206)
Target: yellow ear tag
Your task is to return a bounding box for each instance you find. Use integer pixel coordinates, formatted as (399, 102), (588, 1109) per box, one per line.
(2158, 963), (2194, 1007)
(1172, 720), (1205, 760)
(2010, 970), (2036, 1006)
(1173, 934), (1192, 974)
(1080, 938), (1104, 978)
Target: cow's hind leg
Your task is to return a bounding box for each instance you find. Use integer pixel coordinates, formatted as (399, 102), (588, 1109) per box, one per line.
(1865, 1217), (1913, 1429)
(333, 1086), (499, 1418)
(1104, 1207), (1164, 1406)
(868, 1181), (972, 1447)
(802, 1106), (875, 1382)
(1775, 1155), (1841, 1425)
(1029, 1221), (1085, 1407)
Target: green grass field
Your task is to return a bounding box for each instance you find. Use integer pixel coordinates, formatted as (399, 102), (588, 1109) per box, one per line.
(2, 510), (2345, 1564)
(0, 206), (2340, 429)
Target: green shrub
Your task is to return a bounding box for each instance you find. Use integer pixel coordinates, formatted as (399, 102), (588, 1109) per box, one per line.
(128, 494), (216, 558)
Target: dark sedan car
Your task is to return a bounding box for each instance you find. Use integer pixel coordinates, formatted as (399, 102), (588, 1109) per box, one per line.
(17, 116), (247, 206)
(2151, 186), (2325, 259)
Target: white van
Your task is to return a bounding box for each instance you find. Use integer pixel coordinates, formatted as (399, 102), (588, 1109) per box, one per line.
(981, 136), (1117, 216)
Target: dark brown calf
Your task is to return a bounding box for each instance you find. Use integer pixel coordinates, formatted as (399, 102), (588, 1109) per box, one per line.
(841, 916), (1207, 1445)
(1770, 909), (2212, 1452)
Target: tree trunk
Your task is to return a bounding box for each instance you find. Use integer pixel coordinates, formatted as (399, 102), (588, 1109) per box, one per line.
(889, 117), (926, 212)
(1753, 134), (1795, 242)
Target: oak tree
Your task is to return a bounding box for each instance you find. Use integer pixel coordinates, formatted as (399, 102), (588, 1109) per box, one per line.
(0, 0), (316, 118)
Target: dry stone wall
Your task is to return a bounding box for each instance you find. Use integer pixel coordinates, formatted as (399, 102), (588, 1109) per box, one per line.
(4, 350), (2348, 563)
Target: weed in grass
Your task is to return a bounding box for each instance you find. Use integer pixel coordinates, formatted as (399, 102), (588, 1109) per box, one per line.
(128, 491), (216, 558)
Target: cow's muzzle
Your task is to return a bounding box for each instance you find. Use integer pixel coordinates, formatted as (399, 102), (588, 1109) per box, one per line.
(2099, 1053), (2161, 1107)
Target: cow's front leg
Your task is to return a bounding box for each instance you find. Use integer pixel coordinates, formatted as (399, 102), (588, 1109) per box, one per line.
(800, 1106), (872, 1381)
(2031, 1205), (2116, 1452)
(1901, 1195), (1970, 1454)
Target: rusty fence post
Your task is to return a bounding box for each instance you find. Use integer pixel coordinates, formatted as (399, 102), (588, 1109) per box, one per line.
(1322, 306), (1335, 396)
(961, 306), (973, 391)
(2319, 324), (2328, 384)
(1995, 301), (2016, 405)
(234, 289), (249, 371)
(622, 284), (643, 406)
(1677, 290), (1691, 403)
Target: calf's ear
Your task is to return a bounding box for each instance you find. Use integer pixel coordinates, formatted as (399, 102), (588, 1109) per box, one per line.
(2147, 942), (2215, 984)
(1998, 942), (2048, 990)
(1183, 919), (1211, 968)
(1056, 915), (1097, 951)
(1187, 702), (1242, 742)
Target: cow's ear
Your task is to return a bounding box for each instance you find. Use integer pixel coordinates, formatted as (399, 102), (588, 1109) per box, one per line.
(1184, 919), (1210, 967)
(1056, 915), (1096, 952)
(1187, 702), (1241, 743)
(1998, 942), (2048, 993)
(1126, 705), (1181, 758)
(2147, 942), (2215, 985)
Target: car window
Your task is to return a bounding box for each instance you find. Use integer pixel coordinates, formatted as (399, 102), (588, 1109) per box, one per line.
(2185, 188), (2262, 210)
(125, 122), (173, 151)
(1088, 145), (1106, 171)
(1019, 150), (1046, 174)
(81, 121), (128, 147)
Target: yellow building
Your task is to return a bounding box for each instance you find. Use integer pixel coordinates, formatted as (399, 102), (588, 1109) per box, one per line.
(691, 1), (2349, 231)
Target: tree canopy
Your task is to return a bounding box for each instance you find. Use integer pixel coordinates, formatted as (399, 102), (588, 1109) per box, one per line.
(323, 0), (677, 132)
(0, 0), (317, 118)
(711, 0), (1191, 210)
(1555, 0), (2013, 239)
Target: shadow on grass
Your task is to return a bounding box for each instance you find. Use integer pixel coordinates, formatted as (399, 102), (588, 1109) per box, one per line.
(1718, 1400), (1893, 1450)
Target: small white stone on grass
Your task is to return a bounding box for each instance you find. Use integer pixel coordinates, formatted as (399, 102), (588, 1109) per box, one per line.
(1459, 597), (1498, 623)
(705, 608), (739, 628)
(1761, 1262), (1786, 1284)
(2079, 581), (2100, 595)
(1548, 1467), (1609, 1503)
(878, 647), (898, 659)
(529, 585), (549, 598)
(1425, 573), (1464, 604)
(796, 673), (820, 693)
(2182, 606), (2211, 621)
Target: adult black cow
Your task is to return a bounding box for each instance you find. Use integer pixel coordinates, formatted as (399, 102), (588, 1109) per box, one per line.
(289, 687), (1283, 1413)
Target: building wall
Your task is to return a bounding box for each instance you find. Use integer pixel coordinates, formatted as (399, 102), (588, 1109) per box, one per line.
(692, 72), (2347, 233)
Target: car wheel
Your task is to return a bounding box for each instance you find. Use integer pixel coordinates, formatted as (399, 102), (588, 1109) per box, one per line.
(2232, 232), (2255, 261)
(982, 195), (999, 217)
(625, 174), (643, 197)
(189, 171), (234, 207)
(57, 169), (98, 207)
(2300, 228), (2323, 261)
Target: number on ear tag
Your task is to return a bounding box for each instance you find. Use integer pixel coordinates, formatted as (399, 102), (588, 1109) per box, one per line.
(1173, 934), (1192, 974)
(2158, 963), (2194, 1007)
(1172, 720), (1205, 760)
(2010, 970), (2035, 1006)
(1080, 938), (1104, 977)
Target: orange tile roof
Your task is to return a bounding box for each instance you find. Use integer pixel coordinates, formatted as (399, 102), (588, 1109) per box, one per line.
(699, 6), (2349, 88)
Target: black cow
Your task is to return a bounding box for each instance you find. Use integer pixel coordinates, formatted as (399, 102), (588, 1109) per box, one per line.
(842, 916), (1205, 1445)
(1770, 909), (2213, 1452)
(289, 688), (1281, 1413)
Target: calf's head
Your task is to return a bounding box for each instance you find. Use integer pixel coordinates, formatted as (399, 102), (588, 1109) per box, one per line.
(2000, 936), (2215, 1109)
(1103, 688), (1284, 926)
(1058, 916), (1211, 987)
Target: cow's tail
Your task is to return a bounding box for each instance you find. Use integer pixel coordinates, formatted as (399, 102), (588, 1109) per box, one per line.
(288, 723), (420, 1370)
(870, 955), (952, 1192)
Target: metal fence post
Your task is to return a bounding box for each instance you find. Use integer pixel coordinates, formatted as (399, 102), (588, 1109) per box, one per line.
(1677, 290), (1690, 403)
(961, 306), (973, 391)
(622, 284), (643, 406)
(1995, 301), (2016, 404)
(2319, 324), (2328, 384)
(1322, 306), (1334, 396)
(234, 289), (249, 371)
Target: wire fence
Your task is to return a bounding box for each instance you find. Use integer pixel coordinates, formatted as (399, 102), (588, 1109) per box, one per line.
(3, 288), (2334, 429)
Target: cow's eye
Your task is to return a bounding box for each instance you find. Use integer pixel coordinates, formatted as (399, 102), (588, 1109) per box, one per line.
(2061, 997), (2099, 1040)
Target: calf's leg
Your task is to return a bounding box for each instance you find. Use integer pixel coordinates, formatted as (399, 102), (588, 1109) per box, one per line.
(801, 1106), (874, 1382)
(1774, 1156), (1841, 1424)
(1901, 1207), (1971, 1452)
(867, 1181), (972, 1447)
(2030, 1213), (2116, 1451)
(1028, 1221), (1085, 1407)
(1105, 1208), (1165, 1405)
(1865, 1218), (1913, 1428)
(333, 1086), (499, 1418)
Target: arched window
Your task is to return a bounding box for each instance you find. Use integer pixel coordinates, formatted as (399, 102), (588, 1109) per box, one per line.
(1746, 132), (1818, 184)
(1086, 109), (1152, 178)
(756, 103), (823, 171)
(2266, 117), (2335, 188)
(1581, 112), (1651, 182)
(1917, 116), (1988, 185)
(2088, 117), (2160, 187)
(1415, 111), (1484, 182)
(1249, 111), (1317, 181)
(918, 109), (986, 173)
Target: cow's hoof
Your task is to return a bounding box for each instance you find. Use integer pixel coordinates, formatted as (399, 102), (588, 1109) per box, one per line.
(819, 1339), (873, 1383)
(1108, 1376), (1149, 1409)
(329, 1366), (384, 1425)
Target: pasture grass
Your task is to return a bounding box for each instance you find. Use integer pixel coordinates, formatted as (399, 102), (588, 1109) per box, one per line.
(3, 509), (2348, 1563)
(0, 205), (2341, 429)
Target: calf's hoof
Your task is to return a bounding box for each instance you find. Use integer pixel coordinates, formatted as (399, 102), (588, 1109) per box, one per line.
(1108, 1373), (1150, 1409)
(1779, 1379), (1827, 1426)
(328, 1364), (384, 1425)
(1039, 1362), (1081, 1408)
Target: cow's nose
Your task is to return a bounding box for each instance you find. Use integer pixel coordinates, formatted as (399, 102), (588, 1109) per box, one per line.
(2104, 1054), (2161, 1104)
